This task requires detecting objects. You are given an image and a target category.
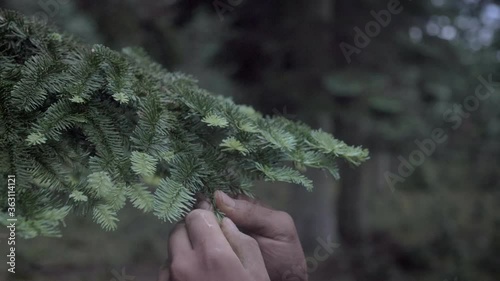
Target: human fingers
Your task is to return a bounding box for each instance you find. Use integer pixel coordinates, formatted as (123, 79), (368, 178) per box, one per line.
(221, 217), (270, 281)
(215, 191), (298, 241)
(184, 209), (234, 254)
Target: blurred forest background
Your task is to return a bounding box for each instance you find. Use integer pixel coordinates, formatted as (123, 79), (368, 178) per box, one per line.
(0, 0), (499, 281)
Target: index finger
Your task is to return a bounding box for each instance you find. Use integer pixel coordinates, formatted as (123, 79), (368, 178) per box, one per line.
(215, 191), (298, 241)
(185, 209), (234, 254)
(169, 222), (193, 257)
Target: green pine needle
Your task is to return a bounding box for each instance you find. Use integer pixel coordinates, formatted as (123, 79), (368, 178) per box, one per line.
(202, 113), (229, 128)
(153, 178), (196, 222)
(0, 10), (369, 237)
(220, 137), (250, 155)
(130, 151), (158, 177)
(69, 190), (88, 202)
(26, 132), (47, 145)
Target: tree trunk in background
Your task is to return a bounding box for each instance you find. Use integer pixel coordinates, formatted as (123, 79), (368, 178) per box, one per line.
(335, 120), (392, 281)
(335, 115), (369, 280)
(292, 114), (339, 252)
(285, 0), (337, 253)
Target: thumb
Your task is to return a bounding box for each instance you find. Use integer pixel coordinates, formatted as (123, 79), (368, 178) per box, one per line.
(215, 191), (297, 240)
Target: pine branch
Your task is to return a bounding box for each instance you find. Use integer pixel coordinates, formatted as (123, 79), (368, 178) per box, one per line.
(0, 10), (369, 237)
(153, 178), (196, 222)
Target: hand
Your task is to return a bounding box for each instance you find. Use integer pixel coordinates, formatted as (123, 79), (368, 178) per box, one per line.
(160, 209), (270, 281)
(214, 191), (308, 281)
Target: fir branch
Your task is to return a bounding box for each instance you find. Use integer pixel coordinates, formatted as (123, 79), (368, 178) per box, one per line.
(127, 183), (154, 212)
(153, 178), (196, 222)
(220, 137), (250, 155)
(130, 151), (158, 177)
(255, 163), (314, 191)
(202, 112), (229, 128)
(93, 204), (119, 231)
(0, 10), (369, 237)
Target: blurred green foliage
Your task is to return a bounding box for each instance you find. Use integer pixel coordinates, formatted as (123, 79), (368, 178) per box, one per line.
(0, 0), (498, 280)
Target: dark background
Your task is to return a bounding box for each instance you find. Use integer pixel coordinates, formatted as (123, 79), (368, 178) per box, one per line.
(0, 0), (499, 281)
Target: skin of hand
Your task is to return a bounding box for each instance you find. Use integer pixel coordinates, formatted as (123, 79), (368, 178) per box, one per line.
(213, 191), (308, 281)
(160, 208), (271, 281)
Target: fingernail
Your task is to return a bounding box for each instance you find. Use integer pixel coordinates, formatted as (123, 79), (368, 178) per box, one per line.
(217, 191), (235, 208)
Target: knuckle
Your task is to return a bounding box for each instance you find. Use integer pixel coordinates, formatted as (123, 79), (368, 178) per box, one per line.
(239, 201), (257, 216)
